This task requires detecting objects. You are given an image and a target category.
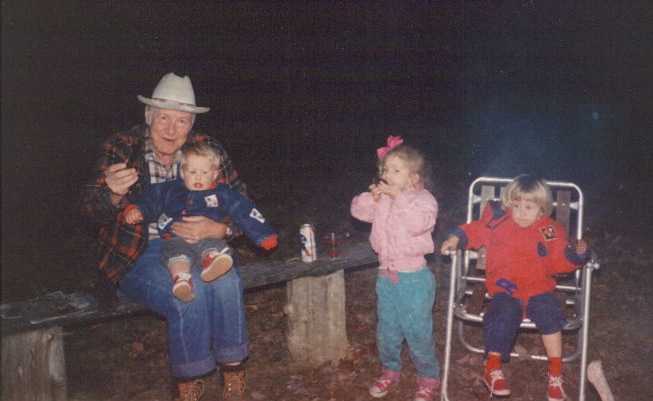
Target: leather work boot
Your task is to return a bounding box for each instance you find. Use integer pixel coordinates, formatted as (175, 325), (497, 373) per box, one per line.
(222, 370), (247, 400)
(175, 379), (205, 401)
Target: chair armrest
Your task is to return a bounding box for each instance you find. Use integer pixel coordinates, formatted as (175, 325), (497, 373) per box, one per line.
(585, 249), (600, 270)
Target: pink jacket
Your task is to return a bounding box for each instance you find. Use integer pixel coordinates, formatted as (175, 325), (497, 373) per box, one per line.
(351, 189), (438, 272)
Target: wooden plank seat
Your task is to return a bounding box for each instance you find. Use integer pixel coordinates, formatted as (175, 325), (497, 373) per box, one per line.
(1, 240), (379, 401)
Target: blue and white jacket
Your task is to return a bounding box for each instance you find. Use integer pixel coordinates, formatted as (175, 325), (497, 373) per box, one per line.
(127, 179), (277, 249)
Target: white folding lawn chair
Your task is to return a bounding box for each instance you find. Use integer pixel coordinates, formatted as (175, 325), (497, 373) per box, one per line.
(440, 177), (600, 401)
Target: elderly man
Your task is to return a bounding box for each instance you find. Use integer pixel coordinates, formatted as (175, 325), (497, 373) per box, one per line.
(82, 73), (249, 401)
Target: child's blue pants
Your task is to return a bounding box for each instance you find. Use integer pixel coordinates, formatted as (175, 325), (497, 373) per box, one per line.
(375, 267), (440, 378)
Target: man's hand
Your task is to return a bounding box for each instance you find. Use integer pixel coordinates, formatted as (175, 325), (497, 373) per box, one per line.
(171, 215), (228, 243)
(105, 163), (138, 203)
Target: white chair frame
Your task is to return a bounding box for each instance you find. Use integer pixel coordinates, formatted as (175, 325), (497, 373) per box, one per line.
(440, 177), (600, 401)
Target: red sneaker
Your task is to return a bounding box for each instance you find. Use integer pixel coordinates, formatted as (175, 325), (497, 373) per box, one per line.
(369, 369), (400, 398)
(172, 272), (194, 302)
(483, 369), (510, 397)
(200, 248), (233, 282)
(547, 373), (566, 401)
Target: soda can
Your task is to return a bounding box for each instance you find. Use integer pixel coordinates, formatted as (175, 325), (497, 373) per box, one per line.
(300, 224), (317, 262)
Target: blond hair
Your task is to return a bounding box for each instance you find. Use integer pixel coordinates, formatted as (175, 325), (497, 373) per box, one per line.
(180, 142), (221, 171)
(379, 144), (434, 192)
(501, 174), (553, 216)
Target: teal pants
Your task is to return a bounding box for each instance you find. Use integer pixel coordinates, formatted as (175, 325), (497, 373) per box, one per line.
(375, 267), (440, 378)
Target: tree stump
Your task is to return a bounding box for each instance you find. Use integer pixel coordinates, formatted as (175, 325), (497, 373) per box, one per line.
(2, 326), (67, 401)
(284, 270), (349, 365)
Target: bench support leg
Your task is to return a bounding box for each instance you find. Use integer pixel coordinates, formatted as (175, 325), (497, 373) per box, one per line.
(2, 326), (67, 401)
(284, 270), (349, 365)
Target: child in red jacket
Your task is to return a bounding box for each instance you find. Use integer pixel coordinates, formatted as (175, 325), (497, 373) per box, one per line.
(440, 174), (589, 401)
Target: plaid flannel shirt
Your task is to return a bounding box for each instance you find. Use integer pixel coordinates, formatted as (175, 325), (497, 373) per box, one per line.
(81, 124), (246, 284)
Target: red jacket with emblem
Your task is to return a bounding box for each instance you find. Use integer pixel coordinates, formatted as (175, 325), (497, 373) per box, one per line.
(450, 201), (583, 300)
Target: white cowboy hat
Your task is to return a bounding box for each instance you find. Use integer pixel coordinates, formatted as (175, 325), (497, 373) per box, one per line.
(137, 72), (210, 113)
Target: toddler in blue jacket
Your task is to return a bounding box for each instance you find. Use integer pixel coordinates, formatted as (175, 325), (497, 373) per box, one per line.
(125, 142), (277, 301)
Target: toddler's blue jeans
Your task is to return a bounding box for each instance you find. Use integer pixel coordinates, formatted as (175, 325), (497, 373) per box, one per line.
(119, 239), (248, 378)
(376, 267), (440, 378)
(483, 291), (566, 361)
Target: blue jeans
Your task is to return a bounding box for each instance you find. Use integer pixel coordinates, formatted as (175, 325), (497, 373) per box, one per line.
(376, 267), (440, 379)
(483, 292), (566, 361)
(119, 239), (248, 378)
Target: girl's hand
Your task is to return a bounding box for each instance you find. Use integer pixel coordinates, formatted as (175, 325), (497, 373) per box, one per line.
(370, 180), (402, 200)
(380, 182), (402, 199)
(440, 236), (460, 255)
(369, 178), (386, 201)
(369, 183), (383, 201)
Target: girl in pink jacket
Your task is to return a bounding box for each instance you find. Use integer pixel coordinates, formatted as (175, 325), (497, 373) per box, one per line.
(351, 136), (440, 401)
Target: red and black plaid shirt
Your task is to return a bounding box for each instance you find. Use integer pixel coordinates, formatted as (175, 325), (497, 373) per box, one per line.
(81, 124), (246, 284)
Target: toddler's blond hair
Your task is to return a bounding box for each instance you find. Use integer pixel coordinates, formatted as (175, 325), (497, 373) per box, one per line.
(180, 142), (221, 171)
(501, 174), (553, 216)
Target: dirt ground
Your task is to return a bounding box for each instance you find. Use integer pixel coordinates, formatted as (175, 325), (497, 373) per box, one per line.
(63, 214), (653, 401)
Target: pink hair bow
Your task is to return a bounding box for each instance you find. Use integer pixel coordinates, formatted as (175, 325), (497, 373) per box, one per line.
(376, 135), (404, 160)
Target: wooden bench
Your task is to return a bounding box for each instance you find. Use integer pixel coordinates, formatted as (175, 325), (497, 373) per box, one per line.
(1, 240), (378, 401)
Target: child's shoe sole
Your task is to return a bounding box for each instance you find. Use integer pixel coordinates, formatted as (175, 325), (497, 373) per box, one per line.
(369, 378), (398, 398)
(201, 254), (233, 282)
(173, 281), (194, 302)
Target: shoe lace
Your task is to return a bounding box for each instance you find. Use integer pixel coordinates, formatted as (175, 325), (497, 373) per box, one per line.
(223, 371), (246, 399)
(548, 374), (563, 387)
(206, 247), (230, 258)
(178, 380), (204, 401)
(548, 374), (566, 398)
(372, 376), (398, 392)
(174, 272), (192, 282)
(488, 370), (505, 398)
(415, 385), (435, 400)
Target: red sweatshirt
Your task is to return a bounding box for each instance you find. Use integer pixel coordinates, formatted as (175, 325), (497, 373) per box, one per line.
(452, 202), (583, 301)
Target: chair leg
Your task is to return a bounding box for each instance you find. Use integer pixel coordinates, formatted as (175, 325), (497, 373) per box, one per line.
(577, 265), (595, 401)
(440, 252), (460, 401)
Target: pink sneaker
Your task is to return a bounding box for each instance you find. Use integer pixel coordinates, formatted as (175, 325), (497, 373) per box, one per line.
(483, 368), (510, 396)
(369, 368), (400, 398)
(413, 377), (440, 401)
(547, 373), (566, 401)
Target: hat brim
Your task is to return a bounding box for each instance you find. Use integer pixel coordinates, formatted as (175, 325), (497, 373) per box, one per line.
(137, 95), (210, 114)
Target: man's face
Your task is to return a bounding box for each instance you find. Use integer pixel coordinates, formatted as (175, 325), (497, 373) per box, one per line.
(148, 108), (194, 161)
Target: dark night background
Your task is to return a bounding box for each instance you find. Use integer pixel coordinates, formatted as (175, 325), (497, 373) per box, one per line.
(2, 1), (652, 301)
